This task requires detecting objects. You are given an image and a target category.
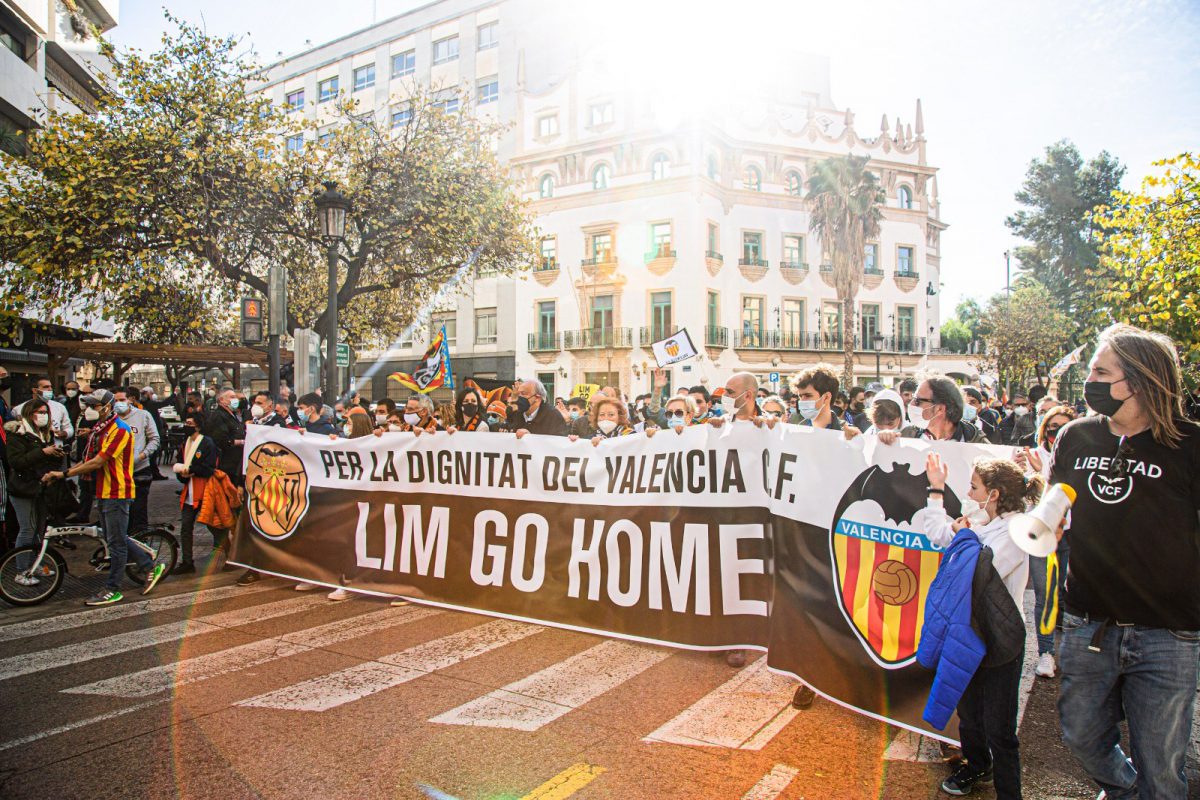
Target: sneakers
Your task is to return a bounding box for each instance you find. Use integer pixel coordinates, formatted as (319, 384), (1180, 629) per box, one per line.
(791, 685), (816, 709)
(327, 588), (351, 601)
(940, 763), (993, 796)
(142, 563), (166, 595)
(1035, 653), (1056, 678)
(294, 583), (319, 591)
(173, 562), (196, 575)
(14, 573), (40, 587)
(86, 590), (123, 606)
(390, 598), (410, 607)
(236, 570), (260, 586)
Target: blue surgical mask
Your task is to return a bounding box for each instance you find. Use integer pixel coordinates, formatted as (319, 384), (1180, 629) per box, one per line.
(962, 405), (978, 423)
(230, 399), (240, 410)
(667, 416), (685, 430)
(40, 390), (54, 401)
(569, 410), (580, 421)
(797, 400), (820, 421)
(114, 401), (131, 415)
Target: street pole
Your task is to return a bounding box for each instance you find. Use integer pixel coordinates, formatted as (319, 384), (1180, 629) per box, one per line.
(268, 264), (286, 399)
(325, 240), (338, 404)
(875, 349), (881, 383)
(268, 335), (280, 399)
(1004, 249), (1011, 299)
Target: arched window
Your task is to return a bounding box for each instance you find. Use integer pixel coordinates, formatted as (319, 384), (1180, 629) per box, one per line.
(707, 155), (719, 181)
(651, 153), (670, 181)
(898, 185), (913, 209)
(592, 164), (610, 190)
(744, 165), (762, 192)
(785, 170), (803, 196)
(538, 174), (555, 199)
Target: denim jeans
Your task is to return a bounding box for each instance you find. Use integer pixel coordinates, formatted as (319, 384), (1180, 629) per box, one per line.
(1058, 612), (1200, 799)
(11, 494), (47, 571)
(958, 649), (1023, 800)
(98, 498), (151, 591)
(1030, 536), (1069, 656)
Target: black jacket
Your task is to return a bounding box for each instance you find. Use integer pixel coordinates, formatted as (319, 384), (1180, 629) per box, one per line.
(205, 407), (246, 479)
(900, 420), (988, 444)
(517, 403), (568, 436)
(5, 422), (62, 498)
(971, 546), (1026, 667)
(175, 434), (218, 482)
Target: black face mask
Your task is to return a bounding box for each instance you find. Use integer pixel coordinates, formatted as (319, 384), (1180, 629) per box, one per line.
(461, 403), (479, 417)
(1084, 380), (1126, 417)
(515, 396), (532, 415)
(852, 402), (864, 413)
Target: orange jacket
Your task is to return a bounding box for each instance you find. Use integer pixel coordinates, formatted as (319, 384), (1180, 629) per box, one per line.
(196, 469), (241, 530)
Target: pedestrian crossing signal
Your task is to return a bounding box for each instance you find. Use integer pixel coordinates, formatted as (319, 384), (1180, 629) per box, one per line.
(241, 297), (264, 344)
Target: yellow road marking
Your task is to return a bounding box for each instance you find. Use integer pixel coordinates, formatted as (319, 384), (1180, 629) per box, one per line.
(520, 763), (606, 800)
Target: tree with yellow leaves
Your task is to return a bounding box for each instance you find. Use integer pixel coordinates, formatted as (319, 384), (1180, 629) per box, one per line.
(1092, 153), (1200, 369)
(976, 281), (1073, 391)
(0, 16), (537, 345)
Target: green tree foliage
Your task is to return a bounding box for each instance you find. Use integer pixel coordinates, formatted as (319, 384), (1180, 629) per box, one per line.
(978, 281), (1073, 389)
(1005, 140), (1125, 319)
(0, 16), (537, 344)
(806, 155), (884, 389)
(939, 318), (972, 353)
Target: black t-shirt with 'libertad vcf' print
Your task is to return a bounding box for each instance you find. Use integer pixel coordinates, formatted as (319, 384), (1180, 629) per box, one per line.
(1050, 414), (1200, 629)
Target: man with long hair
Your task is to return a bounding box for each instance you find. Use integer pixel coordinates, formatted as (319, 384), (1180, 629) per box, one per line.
(1052, 324), (1200, 799)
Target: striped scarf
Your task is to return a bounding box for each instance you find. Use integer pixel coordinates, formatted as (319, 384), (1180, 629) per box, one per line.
(83, 412), (117, 462)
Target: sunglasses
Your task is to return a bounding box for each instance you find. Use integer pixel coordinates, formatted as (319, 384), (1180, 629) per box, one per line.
(1108, 435), (1133, 480)
(1045, 425), (1063, 439)
(665, 409), (688, 418)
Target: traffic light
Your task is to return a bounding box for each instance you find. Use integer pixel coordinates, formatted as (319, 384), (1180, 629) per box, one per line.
(241, 297), (264, 345)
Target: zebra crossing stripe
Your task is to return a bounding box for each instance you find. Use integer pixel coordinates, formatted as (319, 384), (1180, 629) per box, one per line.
(0, 582), (277, 644)
(237, 619), (541, 712)
(642, 657), (799, 749)
(0, 594), (327, 682)
(740, 764), (799, 800)
(429, 639), (671, 731)
(62, 605), (443, 698)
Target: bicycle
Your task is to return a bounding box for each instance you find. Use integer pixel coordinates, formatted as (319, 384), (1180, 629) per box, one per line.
(0, 523), (179, 606)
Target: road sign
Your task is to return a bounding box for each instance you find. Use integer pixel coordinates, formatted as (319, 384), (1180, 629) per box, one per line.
(336, 343), (350, 368)
(240, 297), (264, 345)
(769, 371), (780, 384)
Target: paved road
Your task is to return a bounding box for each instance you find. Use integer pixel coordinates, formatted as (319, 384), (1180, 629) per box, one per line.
(0, 473), (1187, 800)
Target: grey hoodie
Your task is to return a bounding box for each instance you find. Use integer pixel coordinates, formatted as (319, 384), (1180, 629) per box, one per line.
(118, 406), (161, 475)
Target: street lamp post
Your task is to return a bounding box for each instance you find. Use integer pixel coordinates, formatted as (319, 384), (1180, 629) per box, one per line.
(873, 334), (885, 382)
(314, 181), (350, 404)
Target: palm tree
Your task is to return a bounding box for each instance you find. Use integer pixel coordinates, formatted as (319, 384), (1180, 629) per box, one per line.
(806, 155), (884, 389)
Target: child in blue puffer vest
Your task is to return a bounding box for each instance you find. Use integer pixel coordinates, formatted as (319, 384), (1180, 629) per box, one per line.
(920, 454), (1044, 799)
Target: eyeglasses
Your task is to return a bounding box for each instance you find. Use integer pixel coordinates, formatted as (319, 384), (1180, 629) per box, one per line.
(1108, 435), (1133, 480)
(1045, 425), (1064, 439)
(665, 409), (687, 418)
(911, 397), (934, 406)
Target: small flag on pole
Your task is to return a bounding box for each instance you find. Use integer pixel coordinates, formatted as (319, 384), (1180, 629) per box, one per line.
(650, 328), (699, 368)
(388, 325), (455, 393)
(1049, 344), (1086, 382)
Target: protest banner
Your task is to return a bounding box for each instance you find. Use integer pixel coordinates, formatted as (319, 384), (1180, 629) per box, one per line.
(231, 423), (1010, 742)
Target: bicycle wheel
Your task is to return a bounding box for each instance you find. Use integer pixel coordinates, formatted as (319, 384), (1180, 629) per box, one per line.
(0, 546), (64, 606)
(126, 529), (178, 584)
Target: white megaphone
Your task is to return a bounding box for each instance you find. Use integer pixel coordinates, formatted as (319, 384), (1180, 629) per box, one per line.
(1009, 483), (1076, 557)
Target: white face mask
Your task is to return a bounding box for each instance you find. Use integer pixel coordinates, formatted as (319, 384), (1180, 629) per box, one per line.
(960, 495), (993, 527)
(1013, 406), (1028, 417)
(33, 413), (50, 428)
(343, 424), (353, 437)
(403, 412), (421, 426)
(720, 392), (743, 418)
(907, 402), (930, 429)
(797, 399), (821, 421)
(388, 423), (404, 432)
(597, 419), (618, 434)
(84, 407), (100, 421)
(250, 405), (265, 419)
(66, 389), (78, 398)
(375, 414), (388, 424)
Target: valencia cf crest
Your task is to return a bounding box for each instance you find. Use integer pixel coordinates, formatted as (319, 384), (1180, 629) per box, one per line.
(829, 462), (962, 668)
(245, 442), (310, 540)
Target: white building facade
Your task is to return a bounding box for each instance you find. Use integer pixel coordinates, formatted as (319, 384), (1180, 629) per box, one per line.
(258, 0), (970, 403)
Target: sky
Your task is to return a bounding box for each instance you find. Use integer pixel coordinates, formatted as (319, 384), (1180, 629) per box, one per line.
(109, 0), (1200, 314)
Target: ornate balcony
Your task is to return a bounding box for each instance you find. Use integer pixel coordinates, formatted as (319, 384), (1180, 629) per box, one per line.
(527, 332), (561, 352)
(643, 244), (677, 276)
(894, 269), (920, 292)
(563, 327), (633, 350)
(704, 250), (723, 277)
(704, 326), (729, 348)
(779, 261), (809, 285)
(737, 256), (769, 282)
(533, 257), (559, 286)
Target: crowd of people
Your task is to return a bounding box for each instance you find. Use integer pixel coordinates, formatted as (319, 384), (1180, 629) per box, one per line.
(1, 322), (1198, 799)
